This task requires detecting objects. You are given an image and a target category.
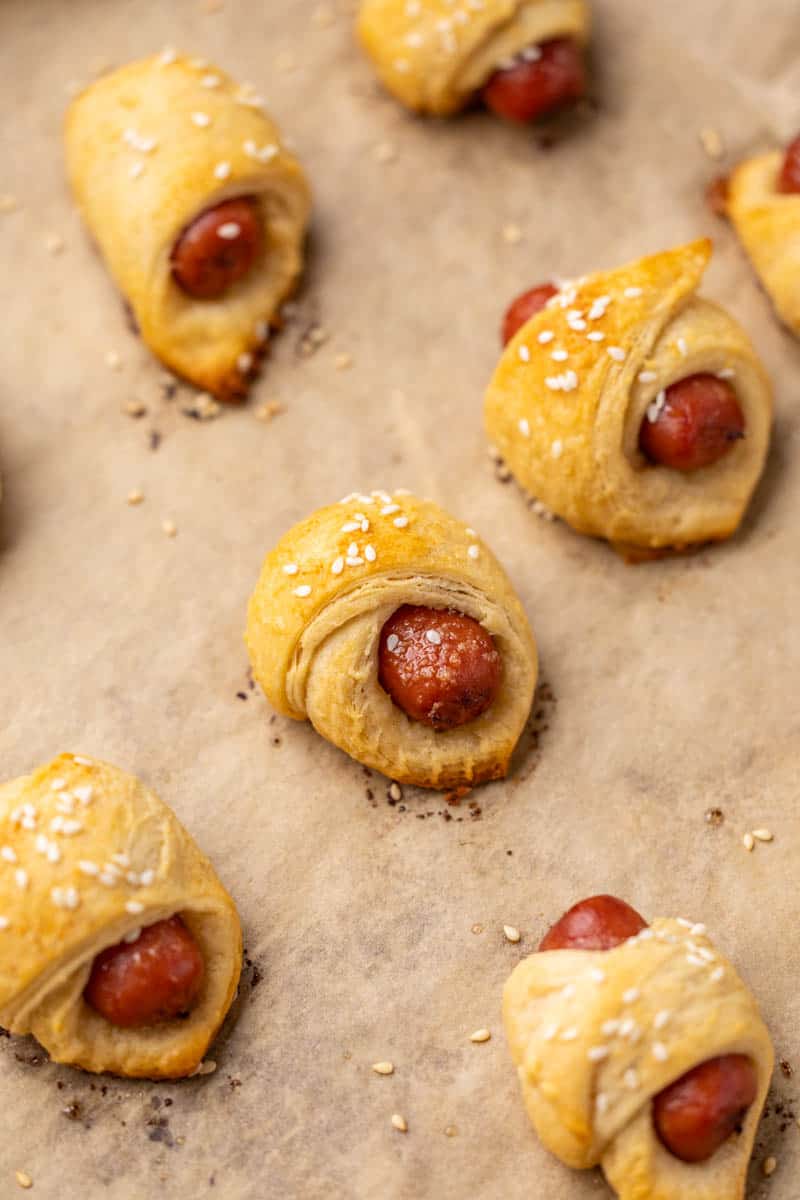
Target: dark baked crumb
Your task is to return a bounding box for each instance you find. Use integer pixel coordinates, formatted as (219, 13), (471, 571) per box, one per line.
(705, 808), (725, 827)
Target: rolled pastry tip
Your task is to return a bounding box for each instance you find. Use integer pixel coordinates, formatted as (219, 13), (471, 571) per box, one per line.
(64, 52), (311, 400)
(484, 239), (773, 555)
(725, 134), (800, 337)
(503, 909), (774, 1199)
(0, 754), (242, 1078)
(245, 490), (538, 790)
(357, 0), (590, 118)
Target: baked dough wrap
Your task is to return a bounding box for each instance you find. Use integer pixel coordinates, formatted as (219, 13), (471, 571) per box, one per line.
(727, 149), (800, 337)
(64, 53), (311, 400)
(357, 0), (590, 117)
(245, 491), (537, 789)
(484, 240), (773, 552)
(0, 754), (242, 1079)
(503, 917), (774, 1199)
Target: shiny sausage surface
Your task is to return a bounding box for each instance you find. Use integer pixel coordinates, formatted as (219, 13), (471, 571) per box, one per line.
(84, 915), (205, 1027)
(778, 133), (800, 194)
(483, 38), (586, 124)
(378, 604), (502, 730)
(653, 1055), (759, 1163)
(538, 895), (758, 1165)
(171, 198), (263, 300)
(639, 374), (745, 472)
(502, 283), (559, 346)
(538, 894), (647, 952)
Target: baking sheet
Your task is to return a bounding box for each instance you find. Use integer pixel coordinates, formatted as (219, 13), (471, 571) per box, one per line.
(1, 1), (800, 1196)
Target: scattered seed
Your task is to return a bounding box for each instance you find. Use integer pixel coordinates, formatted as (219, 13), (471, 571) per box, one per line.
(255, 400), (285, 423)
(502, 223), (523, 245)
(182, 392), (221, 421)
(752, 828), (774, 842)
(127, 489), (144, 506)
(15, 1172), (33, 1190)
(373, 142), (396, 164)
(699, 127), (725, 161)
(105, 350), (122, 371)
(44, 232), (65, 255)
(388, 783), (402, 802)
(189, 1059), (217, 1077)
(390, 1113), (407, 1132)
(162, 519), (177, 538)
(372, 1061), (394, 1076)
(334, 352), (353, 370)
(470, 1029), (491, 1043)
(762, 1156), (777, 1177)
(444, 1125), (458, 1138)
(503, 925), (521, 943)
(742, 832), (755, 852)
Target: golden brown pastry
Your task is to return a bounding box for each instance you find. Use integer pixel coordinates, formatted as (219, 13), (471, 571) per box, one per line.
(504, 895), (774, 1200)
(0, 754), (242, 1078)
(357, 0), (590, 120)
(245, 491), (537, 789)
(65, 52), (311, 400)
(725, 132), (800, 337)
(484, 239), (773, 556)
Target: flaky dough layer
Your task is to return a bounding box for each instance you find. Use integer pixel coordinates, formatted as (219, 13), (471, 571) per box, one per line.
(246, 491), (538, 789)
(0, 755), (242, 1079)
(357, 0), (589, 116)
(484, 240), (773, 551)
(727, 149), (800, 338)
(504, 916), (774, 1199)
(65, 53), (311, 399)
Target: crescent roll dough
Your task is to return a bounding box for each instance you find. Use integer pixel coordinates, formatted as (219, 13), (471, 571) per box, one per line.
(504, 917), (774, 1199)
(727, 148), (800, 337)
(65, 53), (311, 400)
(245, 491), (537, 789)
(0, 754), (242, 1079)
(484, 240), (773, 553)
(357, 0), (590, 116)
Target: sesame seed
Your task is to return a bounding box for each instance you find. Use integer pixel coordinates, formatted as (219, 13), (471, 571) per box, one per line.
(365, 544), (377, 563)
(0, 917), (9, 931)
(123, 927), (142, 944)
(255, 320), (270, 342)
(687, 954), (708, 967)
(690, 922), (707, 936)
(347, 542), (358, 557)
(425, 629), (442, 646)
(743, 832), (755, 852)
(45, 232), (64, 255)
(518, 345), (531, 363)
(470, 1029), (491, 1043)
(51, 779), (66, 790)
(595, 1093), (609, 1115)
(718, 367), (736, 379)
(139, 869), (156, 886)
(623, 1068), (639, 1090)
(282, 563), (299, 575)
(78, 861), (100, 876)
(622, 987), (640, 1005)
(561, 983), (576, 1000)
(710, 966), (725, 982)
(201, 73), (222, 88)
(51, 886), (80, 910)
(467, 545), (480, 560)
(518, 418), (531, 436)
(341, 521), (360, 533)
(502, 223), (523, 245)
(112, 853), (130, 868)
(372, 1061), (394, 1075)
(98, 871), (118, 887)
(218, 222), (241, 240)
(752, 828), (774, 842)
(73, 785), (93, 804)
(560, 1027), (579, 1042)
(386, 634), (400, 653)
(624, 287), (643, 298)
(158, 46), (177, 65)
(388, 783), (402, 802)
(567, 317), (587, 331)
(601, 1019), (620, 1036)
(191, 111), (211, 127)
(587, 1045), (609, 1062)
(214, 161), (231, 180)
(15, 869), (28, 890)
(15, 1171), (33, 1190)
(587, 331), (605, 342)
(542, 1022), (559, 1041)
(381, 504), (400, 516)
(653, 1010), (671, 1030)
(0, 846), (16, 863)
(551, 439), (563, 458)
(588, 968), (606, 983)
(699, 127), (725, 161)
(551, 349), (568, 362)
(762, 1156), (777, 1177)
(503, 925), (520, 943)
(346, 556), (364, 567)
(127, 489), (144, 506)
(652, 1042), (669, 1062)
(373, 141), (397, 164)
(331, 557), (344, 575)
(293, 585), (312, 598)
(618, 1017), (637, 1038)
(677, 337), (688, 357)
(638, 370), (657, 383)
(607, 346), (626, 362)
(537, 331), (554, 345)
(391, 1113), (408, 1133)
(237, 353), (253, 374)
(393, 516), (409, 529)
(162, 519), (178, 538)
(125, 900), (145, 915)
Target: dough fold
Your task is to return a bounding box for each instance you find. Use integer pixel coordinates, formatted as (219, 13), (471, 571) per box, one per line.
(503, 917), (774, 1199)
(727, 149), (800, 337)
(65, 53), (311, 399)
(0, 754), (242, 1078)
(246, 491), (537, 789)
(484, 240), (772, 552)
(357, 0), (590, 116)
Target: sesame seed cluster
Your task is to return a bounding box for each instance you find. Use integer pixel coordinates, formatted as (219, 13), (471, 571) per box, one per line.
(391, 0), (489, 73)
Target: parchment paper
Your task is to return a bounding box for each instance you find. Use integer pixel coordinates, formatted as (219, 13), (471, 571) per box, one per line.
(1, 1), (799, 1197)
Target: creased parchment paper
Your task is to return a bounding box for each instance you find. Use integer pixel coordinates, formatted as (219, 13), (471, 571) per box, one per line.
(1, 1), (799, 1197)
